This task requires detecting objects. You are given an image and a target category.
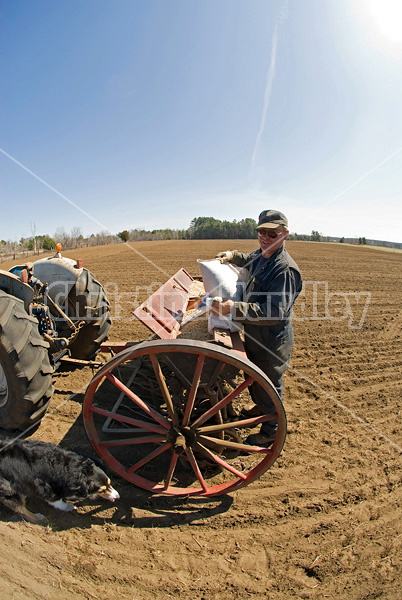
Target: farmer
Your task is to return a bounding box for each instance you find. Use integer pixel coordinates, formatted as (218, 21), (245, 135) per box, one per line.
(212, 209), (302, 446)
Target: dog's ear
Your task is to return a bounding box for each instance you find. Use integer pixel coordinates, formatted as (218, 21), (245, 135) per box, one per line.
(77, 461), (106, 494)
(90, 456), (108, 471)
(74, 452), (109, 473)
(76, 452), (110, 475)
(80, 458), (96, 476)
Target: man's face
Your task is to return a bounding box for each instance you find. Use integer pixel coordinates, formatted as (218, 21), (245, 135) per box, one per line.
(258, 225), (289, 257)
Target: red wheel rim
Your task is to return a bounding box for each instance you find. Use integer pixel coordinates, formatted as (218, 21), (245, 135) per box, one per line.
(83, 339), (286, 496)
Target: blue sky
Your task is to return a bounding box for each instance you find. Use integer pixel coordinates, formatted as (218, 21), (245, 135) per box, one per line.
(1, 0), (402, 243)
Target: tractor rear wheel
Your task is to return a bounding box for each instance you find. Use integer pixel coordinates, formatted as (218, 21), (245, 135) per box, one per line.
(0, 291), (54, 435)
(56, 268), (111, 360)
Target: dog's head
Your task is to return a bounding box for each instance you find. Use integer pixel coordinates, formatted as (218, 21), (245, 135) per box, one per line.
(86, 463), (120, 502)
(64, 460), (120, 503)
(89, 471), (120, 502)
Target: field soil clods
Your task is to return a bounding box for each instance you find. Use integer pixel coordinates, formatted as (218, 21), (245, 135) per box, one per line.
(0, 240), (401, 599)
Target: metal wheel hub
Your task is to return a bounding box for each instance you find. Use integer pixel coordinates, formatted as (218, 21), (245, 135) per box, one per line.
(167, 425), (197, 452)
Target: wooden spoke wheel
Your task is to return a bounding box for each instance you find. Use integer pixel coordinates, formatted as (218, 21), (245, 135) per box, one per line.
(83, 339), (286, 496)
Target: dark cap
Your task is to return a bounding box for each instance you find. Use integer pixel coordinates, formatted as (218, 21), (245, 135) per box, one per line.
(256, 210), (288, 230)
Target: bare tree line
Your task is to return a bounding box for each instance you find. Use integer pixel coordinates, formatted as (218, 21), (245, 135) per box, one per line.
(1, 220), (400, 264)
(0, 226), (120, 263)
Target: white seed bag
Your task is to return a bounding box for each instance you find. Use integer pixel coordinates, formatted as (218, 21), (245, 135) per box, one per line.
(197, 259), (242, 300)
(197, 259), (245, 333)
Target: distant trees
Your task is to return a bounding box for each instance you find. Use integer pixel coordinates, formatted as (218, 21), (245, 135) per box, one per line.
(288, 233), (311, 241)
(70, 226), (84, 248)
(95, 230), (117, 246)
(118, 230), (129, 242)
(190, 217), (222, 239)
(54, 227), (70, 248)
(0, 225), (121, 263)
(114, 217), (258, 242)
(19, 235), (56, 252)
(42, 236), (56, 250)
(189, 217), (257, 239)
(310, 230), (321, 242)
(3, 216), (395, 265)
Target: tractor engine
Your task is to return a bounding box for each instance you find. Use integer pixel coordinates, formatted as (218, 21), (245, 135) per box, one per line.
(8, 263), (69, 356)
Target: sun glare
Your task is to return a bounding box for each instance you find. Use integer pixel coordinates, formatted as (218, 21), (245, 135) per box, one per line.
(368, 0), (402, 44)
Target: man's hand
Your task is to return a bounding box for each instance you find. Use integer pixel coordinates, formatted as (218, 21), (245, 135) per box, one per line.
(210, 298), (234, 316)
(215, 251), (234, 263)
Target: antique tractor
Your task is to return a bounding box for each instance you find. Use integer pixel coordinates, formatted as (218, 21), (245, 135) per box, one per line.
(0, 248), (111, 434)
(82, 268), (286, 496)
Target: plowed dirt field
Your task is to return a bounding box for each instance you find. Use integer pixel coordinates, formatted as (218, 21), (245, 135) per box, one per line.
(0, 240), (401, 600)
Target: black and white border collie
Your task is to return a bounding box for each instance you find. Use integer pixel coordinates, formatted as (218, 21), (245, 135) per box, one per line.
(0, 439), (119, 524)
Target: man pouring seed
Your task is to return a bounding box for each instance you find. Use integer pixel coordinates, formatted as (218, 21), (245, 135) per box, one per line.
(212, 210), (302, 447)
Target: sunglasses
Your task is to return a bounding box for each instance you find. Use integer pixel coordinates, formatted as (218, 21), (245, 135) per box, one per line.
(258, 229), (281, 238)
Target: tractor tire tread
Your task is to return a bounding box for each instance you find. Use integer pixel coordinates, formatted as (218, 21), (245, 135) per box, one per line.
(56, 268), (111, 360)
(0, 290), (54, 433)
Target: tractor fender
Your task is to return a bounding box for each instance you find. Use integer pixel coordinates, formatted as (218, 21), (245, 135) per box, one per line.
(0, 270), (34, 311)
(32, 256), (84, 305)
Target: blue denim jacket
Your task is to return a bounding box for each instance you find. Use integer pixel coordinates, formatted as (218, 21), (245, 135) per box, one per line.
(231, 245), (302, 326)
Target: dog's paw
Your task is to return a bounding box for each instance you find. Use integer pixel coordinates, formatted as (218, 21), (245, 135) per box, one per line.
(48, 499), (77, 512)
(34, 513), (47, 524)
(10, 511), (47, 525)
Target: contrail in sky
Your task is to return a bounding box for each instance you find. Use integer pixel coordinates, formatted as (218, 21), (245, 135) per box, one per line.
(251, 0), (289, 170)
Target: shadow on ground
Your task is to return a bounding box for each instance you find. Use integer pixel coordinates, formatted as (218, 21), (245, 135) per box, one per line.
(41, 401), (234, 530)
